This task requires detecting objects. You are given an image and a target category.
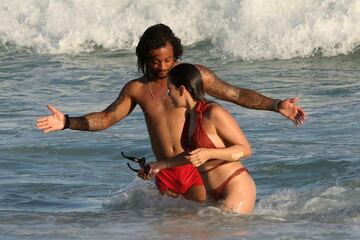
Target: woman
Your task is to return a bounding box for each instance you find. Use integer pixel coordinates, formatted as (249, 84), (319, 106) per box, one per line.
(143, 63), (256, 214)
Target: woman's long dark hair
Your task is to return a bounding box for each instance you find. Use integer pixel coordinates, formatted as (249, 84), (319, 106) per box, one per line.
(136, 24), (183, 75)
(168, 63), (206, 101)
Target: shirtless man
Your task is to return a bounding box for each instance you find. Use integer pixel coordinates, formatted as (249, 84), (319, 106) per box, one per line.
(37, 23), (306, 202)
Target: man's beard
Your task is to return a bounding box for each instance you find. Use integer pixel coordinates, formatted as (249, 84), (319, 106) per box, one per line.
(146, 68), (169, 80)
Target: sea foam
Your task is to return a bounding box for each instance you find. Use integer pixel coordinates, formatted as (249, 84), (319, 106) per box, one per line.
(102, 178), (201, 210)
(1, 0), (359, 59)
(256, 186), (360, 223)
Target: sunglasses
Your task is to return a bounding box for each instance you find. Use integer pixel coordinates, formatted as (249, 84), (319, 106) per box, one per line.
(121, 152), (150, 174)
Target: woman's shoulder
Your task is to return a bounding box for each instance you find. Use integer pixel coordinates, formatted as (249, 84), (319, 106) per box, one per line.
(205, 102), (232, 121)
(204, 102), (241, 133)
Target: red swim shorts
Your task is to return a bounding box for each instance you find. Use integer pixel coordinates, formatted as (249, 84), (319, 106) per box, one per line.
(155, 164), (203, 195)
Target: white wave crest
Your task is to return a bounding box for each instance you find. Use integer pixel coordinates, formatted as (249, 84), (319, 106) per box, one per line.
(103, 178), (200, 210)
(1, 0), (359, 59)
(219, 0), (360, 60)
(256, 186), (360, 223)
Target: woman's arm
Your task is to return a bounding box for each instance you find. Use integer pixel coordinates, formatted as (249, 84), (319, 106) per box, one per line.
(140, 104), (252, 178)
(187, 104), (252, 167)
(139, 151), (190, 179)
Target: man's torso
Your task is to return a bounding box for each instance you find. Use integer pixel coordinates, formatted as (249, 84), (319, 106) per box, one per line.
(128, 76), (186, 160)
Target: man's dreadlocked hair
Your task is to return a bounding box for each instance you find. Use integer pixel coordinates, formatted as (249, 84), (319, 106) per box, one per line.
(136, 24), (183, 75)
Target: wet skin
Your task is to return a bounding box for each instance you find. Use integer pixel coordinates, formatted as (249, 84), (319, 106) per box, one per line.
(37, 42), (306, 202)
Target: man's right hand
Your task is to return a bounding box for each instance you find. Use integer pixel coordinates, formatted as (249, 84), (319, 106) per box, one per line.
(36, 105), (66, 133)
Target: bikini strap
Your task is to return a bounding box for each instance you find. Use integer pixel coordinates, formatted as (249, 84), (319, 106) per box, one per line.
(194, 100), (208, 120)
(211, 167), (249, 201)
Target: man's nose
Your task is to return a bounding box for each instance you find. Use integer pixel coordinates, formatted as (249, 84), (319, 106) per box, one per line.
(159, 62), (167, 70)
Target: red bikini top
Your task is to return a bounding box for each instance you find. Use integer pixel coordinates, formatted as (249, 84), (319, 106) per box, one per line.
(181, 100), (228, 173)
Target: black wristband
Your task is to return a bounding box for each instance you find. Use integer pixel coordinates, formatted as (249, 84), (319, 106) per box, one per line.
(62, 114), (70, 130)
(271, 99), (281, 112)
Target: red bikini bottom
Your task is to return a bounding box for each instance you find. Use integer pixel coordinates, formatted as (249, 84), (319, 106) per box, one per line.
(209, 167), (249, 201)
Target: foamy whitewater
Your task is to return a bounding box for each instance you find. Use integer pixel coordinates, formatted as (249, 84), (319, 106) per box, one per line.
(1, 1), (360, 239)
(1, 0), (360, 58)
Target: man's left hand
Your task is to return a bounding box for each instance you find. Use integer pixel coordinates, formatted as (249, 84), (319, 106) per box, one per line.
(278, 98), (307, 127)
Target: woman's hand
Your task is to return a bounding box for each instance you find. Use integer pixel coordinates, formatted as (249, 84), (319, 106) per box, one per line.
(186, 148), (211, 167)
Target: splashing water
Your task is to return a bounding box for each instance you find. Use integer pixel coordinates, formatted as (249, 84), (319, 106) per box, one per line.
(1, 0), (359, 59)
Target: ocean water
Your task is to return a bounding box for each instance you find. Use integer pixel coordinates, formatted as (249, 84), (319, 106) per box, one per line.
(1, 0), (360, 239)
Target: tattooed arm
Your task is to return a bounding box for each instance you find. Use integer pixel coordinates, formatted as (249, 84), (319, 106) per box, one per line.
(37, 81), (137, 133)
(196, 64), (307, 126)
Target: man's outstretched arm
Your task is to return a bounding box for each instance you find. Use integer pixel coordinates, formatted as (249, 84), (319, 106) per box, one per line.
(197, 65), (307, 126)
(37, 81), (137, 133)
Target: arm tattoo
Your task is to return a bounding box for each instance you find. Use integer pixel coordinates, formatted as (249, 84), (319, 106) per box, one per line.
(68, 82), (135, 131)
(199, 65), (274, 110)
(69, 116), (90, 131)
(69, 114), (104, 131)
(234, 87), (273, 110)
(104, 85), (136, 125)
(105, 94), (124, 113)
